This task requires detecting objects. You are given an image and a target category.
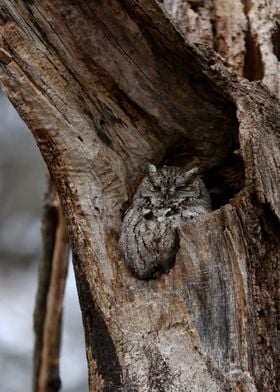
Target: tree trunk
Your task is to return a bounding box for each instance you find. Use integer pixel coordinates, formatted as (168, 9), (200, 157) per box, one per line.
(0, 1), (279, 391)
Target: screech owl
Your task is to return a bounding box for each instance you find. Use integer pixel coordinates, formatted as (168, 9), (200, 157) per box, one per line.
(119, 164), (212, 280)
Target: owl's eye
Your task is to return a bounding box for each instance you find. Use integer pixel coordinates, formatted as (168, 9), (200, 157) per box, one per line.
(143, 211), (153, 220)
(176, 185), (186, 191)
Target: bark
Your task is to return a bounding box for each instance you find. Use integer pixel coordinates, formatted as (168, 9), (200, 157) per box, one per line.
(33, 180), (69, 392)
(164, 0), (280, 95)
(0, 1), (279, 391)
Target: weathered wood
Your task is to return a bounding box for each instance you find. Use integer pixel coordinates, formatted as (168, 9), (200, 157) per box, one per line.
(0, 1), (279, 391)
(165, 0), (280, 96)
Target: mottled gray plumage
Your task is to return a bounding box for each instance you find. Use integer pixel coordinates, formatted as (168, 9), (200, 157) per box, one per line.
(119, 164), (211, 280)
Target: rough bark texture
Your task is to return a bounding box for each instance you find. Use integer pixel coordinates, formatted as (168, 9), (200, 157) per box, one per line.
(0, 1), (279, 391)
(164, 0), (280, 95)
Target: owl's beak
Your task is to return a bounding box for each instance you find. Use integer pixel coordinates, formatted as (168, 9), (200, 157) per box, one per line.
(166, 189), (175, 200)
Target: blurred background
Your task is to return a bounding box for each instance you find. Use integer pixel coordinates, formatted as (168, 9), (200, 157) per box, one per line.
(0, 91), (87, 391)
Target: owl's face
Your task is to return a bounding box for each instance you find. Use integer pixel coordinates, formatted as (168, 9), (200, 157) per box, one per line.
(140, 164), (201, 219)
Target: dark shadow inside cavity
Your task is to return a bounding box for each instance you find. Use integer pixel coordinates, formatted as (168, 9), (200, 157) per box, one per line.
(161, 138), (198, 167)
(188, 0), (204, 13)
(160, 140), (245, 211)
(243, 29), (264, 81)
(272, 23), (280, 61)
(203, 153), (245, 210)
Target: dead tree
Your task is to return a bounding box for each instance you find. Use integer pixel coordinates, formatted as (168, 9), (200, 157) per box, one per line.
(0, 1), (279, 391)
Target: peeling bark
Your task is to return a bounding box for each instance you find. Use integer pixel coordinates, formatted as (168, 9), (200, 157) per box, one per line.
(0, 1), (279, 391)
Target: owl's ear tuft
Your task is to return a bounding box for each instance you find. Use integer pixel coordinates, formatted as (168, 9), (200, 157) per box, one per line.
(146, 163), (157, 176)
(184, 166), (200, 182)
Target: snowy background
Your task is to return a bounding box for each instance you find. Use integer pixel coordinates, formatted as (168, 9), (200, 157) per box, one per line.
(0, 92), (88, 391)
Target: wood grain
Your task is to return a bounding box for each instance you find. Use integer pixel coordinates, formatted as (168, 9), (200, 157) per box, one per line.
(0, 1), (279, 390)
